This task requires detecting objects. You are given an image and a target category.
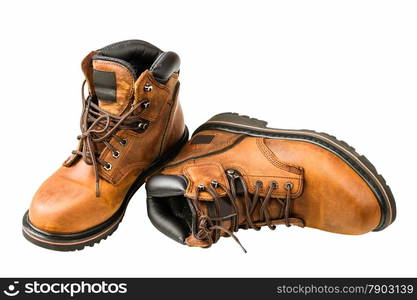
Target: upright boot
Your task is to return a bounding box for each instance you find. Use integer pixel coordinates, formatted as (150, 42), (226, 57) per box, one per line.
(23, 40), (188, 251)
(145, 113), (396, 251)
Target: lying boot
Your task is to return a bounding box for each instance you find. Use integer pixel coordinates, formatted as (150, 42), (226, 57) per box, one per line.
(22, 40), (188, 251)
(146, 113), (396, 252)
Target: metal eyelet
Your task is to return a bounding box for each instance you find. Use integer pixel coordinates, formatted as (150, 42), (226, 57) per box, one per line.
(226, 169), (235, 176)
(120, 139), (127, 146)
(103, 162), (112, 171)
(142, 100), (150, 109)
(211, 180), (219, 188)
(144, 84), (153, 92)
(285, 182), (294, 190)
(226, 169), (240, 179)
(255, 180), (263, 187)
(112, 150), (120, 159)
(197, 184), (205, 191)
(138, 122), (149, 130)
(270, 181), (278, 189)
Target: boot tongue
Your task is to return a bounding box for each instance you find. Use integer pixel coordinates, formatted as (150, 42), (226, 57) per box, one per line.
(91, 57), (135, 115)
(83, 40), (180, 115)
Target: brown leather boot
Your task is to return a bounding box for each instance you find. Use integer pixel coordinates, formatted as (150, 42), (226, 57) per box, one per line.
(22, 40), (188, 251)
(146, 113), (396, 252)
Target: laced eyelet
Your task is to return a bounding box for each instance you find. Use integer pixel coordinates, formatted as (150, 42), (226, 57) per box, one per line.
(103, 162), (112, 171)
(270, 181), (278, 189)
(142, 100), (150, 109)
(255, 180), (263, 187)
(120, 139), (127, 146)
(144, 84), (153, 92)
(226, 169), (235, 176)
(197, 184), (205, 191)
(138, 122), (149, 130)
(211, 180), (219, 188)
(285, 182), (294, 190)
(112, 150), (120, 159)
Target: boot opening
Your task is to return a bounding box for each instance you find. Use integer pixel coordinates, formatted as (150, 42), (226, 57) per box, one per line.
(98, 40), (162, 77)
(146, 175), (195, 244)
(147, 195), (194, 244)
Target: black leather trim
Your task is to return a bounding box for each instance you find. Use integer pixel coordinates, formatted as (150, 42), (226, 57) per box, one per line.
(186, 198), (198, 236)
(191, 134), (215, 144)
(150, 51), (181, 83)
(96, 40), (180, 83)
(93, 69), (116, 102)
(92, 55), (138, 77)
(147, 195), (193, 245)
(99, 39), (162, 57)
(97, 40), (161, 79)
(146, 175), (195, 244)
(146, 175), (187, 197)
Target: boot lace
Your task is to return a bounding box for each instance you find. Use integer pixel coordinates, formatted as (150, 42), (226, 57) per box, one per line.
(192, 169), (304, 252)
(70, 81), (150, 197)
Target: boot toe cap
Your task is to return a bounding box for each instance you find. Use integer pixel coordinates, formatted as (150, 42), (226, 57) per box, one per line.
(28, 175), (111, 234)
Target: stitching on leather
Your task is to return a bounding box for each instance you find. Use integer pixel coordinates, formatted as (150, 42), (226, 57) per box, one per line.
(164, 134), (246, 168)
(143, 71), (170, 92)
(98, 130), (136, 183)
(135, 72), (170, 124)
(184, 162), (229, 200)
(150, 52), (167, 71)
(158, 81), (179, 156)
(246, 175), (300, 179)
(196, 123), (388, 229)
(100, 40), (157, 51)
(256, 138), (302, 174)
(245, 174), (302, 196)
(93, 60), (134, 109)
(112, 162), (147, 183)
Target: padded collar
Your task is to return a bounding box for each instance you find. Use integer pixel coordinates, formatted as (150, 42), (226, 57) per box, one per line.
(97, 39), (180, 83)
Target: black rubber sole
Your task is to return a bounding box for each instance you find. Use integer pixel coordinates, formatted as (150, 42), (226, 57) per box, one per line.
(194, 113), (396, 232)
(22, 127), (189, 251)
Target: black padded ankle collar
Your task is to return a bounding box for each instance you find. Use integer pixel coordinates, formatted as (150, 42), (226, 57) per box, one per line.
(96, 39), (180, 83)
(146, 175), (196, 244)
(146, 174), (187, 197)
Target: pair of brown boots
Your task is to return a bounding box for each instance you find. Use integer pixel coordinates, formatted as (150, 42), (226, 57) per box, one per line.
(23, 40), (396, 252)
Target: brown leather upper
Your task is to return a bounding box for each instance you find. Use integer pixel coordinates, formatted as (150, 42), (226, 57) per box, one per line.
(158, 129), (381, 247)
(29, 53), (185, 234)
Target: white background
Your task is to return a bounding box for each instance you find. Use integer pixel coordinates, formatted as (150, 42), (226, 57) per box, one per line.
(0, 0), (416, 277)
